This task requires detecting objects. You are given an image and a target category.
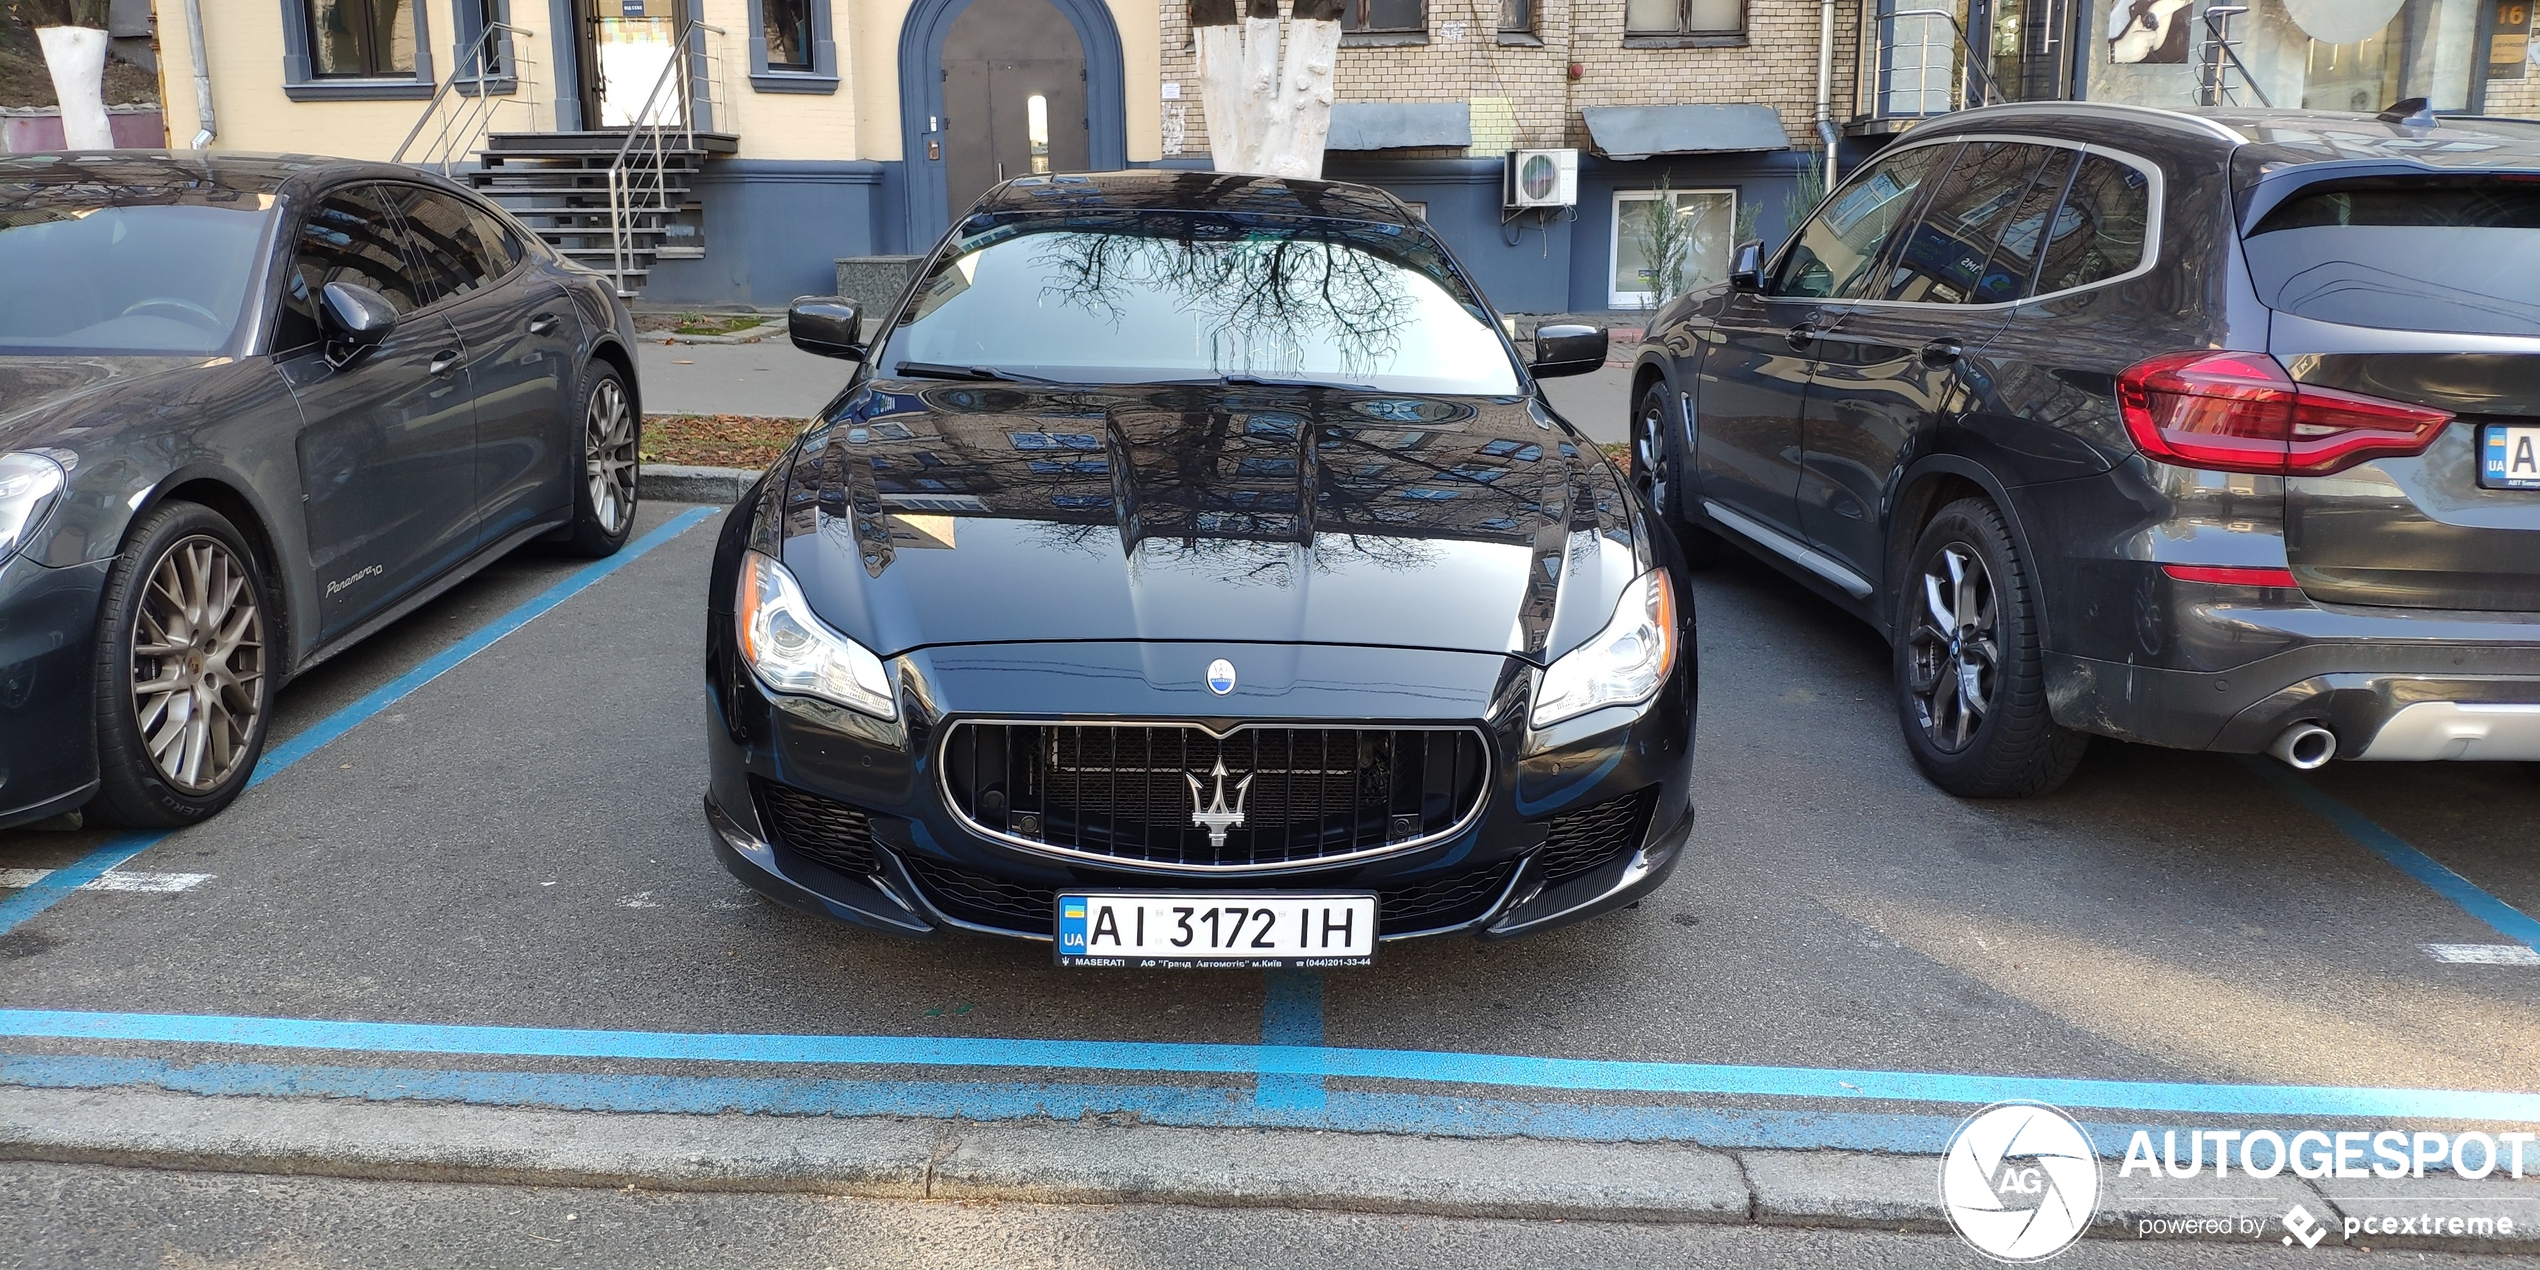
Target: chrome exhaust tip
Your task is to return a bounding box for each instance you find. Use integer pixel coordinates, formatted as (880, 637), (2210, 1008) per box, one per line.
(2268, 722), (2337, 770)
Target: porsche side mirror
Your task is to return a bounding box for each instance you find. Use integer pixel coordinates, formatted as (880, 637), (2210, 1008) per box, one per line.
(788, 296), (865, 360)
(1529, 324), (1608, 380)
(1729, 239), (1766, 293)
(318, 280), (396, 366)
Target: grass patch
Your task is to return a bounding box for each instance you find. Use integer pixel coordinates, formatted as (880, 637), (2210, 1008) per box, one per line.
(642, 414), (803, 470)
(638, 311), (770, 337)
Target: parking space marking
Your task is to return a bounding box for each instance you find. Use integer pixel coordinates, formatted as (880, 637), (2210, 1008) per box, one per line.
(2423, 943), (2540, 966)
(1255, 969), (1326, 1111)
(0, 869), (210, 894)
(2241, 758), (2540, 950)
(0, 507), (719, 940)
(5, 1007), (2535, 1122)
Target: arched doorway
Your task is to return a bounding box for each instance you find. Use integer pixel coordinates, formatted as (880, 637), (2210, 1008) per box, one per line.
(899, 0), (1127, 245)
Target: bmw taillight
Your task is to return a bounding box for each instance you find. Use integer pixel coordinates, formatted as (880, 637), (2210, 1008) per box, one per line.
(2116, 351), (2454, 477)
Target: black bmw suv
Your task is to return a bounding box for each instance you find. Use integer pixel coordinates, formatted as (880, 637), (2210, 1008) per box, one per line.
(1630, 102), (2540, 797)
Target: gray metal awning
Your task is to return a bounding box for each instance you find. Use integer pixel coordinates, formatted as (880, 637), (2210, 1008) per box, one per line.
(1326, 102), (1472, 151)
(1580, 104), (1790, 160)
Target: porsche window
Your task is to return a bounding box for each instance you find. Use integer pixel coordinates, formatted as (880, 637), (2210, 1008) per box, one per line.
(0, 200), (267, 354)
(879, 216), (1523, 395)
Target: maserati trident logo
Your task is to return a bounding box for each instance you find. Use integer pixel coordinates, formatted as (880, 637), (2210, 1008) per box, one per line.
(1206, 658), (1238, 695)
(1186, 757), (1253, 848)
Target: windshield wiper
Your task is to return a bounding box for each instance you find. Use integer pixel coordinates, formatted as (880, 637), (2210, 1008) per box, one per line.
(1157, 374), (1383, 393)
(891, 361), (1055, 383)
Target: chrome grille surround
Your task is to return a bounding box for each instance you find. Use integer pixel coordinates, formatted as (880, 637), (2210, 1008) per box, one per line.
(937, 720), (1494, 874)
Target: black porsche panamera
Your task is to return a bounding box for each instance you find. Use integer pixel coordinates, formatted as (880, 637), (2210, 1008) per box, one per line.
(704, 173), (1697, 963)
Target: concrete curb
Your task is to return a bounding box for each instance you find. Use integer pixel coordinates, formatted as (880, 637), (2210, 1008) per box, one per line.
(639, 464), (761, 505)
(641, 326), (775, 345)
(5, 1087), (2535, 1255)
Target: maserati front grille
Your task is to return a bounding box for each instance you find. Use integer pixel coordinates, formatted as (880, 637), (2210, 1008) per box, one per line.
(939, 722), (1491, 870)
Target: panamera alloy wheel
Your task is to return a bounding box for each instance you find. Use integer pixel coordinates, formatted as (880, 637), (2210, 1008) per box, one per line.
(563, 361), (639, 557)
(87, 502), (277, 827)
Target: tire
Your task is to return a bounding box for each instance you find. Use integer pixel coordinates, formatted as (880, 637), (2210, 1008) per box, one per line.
(1631, 383), (1723, 569)
(559, 360), (639, 558)
(85, 502), (277, 828)
(1892, 497), (2087, 798)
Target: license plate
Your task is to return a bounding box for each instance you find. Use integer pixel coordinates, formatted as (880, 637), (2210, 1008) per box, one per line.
(2482, 424), (2540, 490)
(1054, 892), (1377, 968)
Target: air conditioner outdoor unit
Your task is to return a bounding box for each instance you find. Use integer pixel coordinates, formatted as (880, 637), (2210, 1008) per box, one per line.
(1503, 149), (1579, 210)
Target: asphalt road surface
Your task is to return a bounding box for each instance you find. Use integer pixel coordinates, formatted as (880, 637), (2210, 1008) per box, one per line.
(4, 497), (2536, 1260)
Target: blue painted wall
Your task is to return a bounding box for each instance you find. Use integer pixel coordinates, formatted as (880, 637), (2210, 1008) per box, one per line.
(643, 159), (905, 307)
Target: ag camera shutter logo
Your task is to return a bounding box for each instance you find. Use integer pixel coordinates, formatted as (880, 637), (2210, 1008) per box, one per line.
(1940, 1101), (2102, 1261)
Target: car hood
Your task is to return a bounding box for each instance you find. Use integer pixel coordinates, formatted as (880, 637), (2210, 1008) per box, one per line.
(770, 381), (1651, 665)
(0, 354), (209, 449)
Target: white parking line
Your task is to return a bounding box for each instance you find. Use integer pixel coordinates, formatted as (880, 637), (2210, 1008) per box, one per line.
(0, 868), (213, 894)
(2421, 943), (2540, 965)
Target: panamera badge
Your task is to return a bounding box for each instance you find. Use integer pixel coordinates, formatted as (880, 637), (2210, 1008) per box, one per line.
(1186, 758), (1253, 848)
(1206, 658), (1237, 695)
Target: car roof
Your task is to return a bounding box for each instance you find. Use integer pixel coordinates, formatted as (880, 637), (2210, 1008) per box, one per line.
(1907, 102), (2540, 173)
(969, 170), (1420, 227)
(0, 150), (474, 203)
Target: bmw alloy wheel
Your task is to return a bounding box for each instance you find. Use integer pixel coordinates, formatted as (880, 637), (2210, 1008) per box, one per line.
(585, 375), (636, 536)
(1905, 543), (1998, 753)
(129, 535), (265, 793)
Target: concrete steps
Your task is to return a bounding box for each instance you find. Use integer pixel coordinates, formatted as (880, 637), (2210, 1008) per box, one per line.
(466, 130), (733, 294)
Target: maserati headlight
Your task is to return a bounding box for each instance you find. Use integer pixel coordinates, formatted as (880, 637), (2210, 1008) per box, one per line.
(735, 550), (897, 720)
(0, 451), (67, 562)
(1530, 569), (1677, 729)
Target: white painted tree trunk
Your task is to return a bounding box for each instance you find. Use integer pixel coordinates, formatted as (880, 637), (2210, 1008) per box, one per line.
(1194, 15), (1343, 180)
(36, 26), (115, 151)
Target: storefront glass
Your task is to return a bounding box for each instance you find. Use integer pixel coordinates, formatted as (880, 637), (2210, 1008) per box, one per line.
(2087, 0), (2489, 113)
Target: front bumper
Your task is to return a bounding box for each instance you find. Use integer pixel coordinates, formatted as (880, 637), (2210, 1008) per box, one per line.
(0, 554), (107, 829)
(2046, 601), (2540, 760)
(702, 639), (1697, 946)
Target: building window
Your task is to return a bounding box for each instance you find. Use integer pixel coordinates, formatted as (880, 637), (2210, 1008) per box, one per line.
(1610, 187), (1737, 309)
(1624, 0), (1743, 37)
(1343, 0), (1427, 33)
(746, 0), (838, 90)
(282, 0), (434, 99)
(306, 0), (416, 77)
(763, 0), (814, 70)
(1498, 0), (1532, 33)
(452, 0), (512, 86)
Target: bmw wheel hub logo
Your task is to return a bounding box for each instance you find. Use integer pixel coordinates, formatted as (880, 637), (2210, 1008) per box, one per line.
(1205, 658), (1237, 695)
(1940, 1101), (2101, 1261)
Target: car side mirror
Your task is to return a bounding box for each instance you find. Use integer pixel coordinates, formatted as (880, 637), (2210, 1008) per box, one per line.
(1529, 324), (1608, 380)
(1729, 239), (1765, 293)
(788, 296), (864, 360)
(318, 280), (396, 367)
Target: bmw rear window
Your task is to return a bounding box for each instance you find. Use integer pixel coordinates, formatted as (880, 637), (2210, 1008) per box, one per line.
(2242, 177), (2540, 337)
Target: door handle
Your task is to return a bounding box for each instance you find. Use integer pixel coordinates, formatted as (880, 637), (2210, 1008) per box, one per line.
(1785, 322), (1820, 351)
(428, 350), (462, 377)
(528, 313), (562, 336)
(1921, 338), (1964, 365)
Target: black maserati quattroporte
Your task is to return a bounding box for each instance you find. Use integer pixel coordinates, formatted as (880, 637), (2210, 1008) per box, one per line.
(704, 173), (1695, 964)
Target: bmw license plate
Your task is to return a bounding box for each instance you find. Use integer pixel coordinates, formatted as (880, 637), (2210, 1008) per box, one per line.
(1054, 892), (1377, 968)
(2482, 423), (2540, 490)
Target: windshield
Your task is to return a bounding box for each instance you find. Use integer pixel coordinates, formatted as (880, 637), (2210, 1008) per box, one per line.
(875, 214), (1523, 395)
(2243, 178), (2540, 337)
(0, 200), (270, 355)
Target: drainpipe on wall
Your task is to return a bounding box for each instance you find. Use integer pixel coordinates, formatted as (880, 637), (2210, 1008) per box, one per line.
(1814, 0), (1839, 191)
(183, 0), (215, 148)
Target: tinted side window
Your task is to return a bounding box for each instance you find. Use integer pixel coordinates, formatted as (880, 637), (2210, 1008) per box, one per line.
(1974, 148), (2077, 303)
(1873, 142), (2052, 304)
(1772, 144), (1949, 300)
(276, 184), (426, 351)
(386, 185), (512, 301)
(2033, 155), (2152, 294)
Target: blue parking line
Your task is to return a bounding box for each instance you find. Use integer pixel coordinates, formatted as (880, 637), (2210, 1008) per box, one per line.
(0, 507), (718, 939)
(2242, 758), (2540, 949)
(4, 1007), (2535, 1122)
(1255, 969), (1326, 1111)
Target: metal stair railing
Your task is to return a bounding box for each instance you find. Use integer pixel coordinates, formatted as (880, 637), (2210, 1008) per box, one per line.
(606, 20), (729, 296)
(2197, 6), (2275, 108)
(392, 22), (542, 176)
(1856, 6), (2008, 122)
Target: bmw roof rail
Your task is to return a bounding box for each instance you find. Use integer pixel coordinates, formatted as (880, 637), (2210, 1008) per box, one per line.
(1939, 100), (2245, 144)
